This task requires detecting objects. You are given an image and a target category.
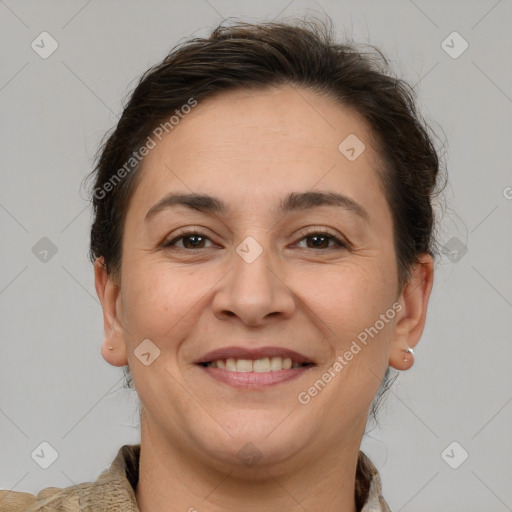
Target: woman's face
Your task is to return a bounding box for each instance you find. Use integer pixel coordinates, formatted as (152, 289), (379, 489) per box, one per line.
(96, 85), (433, 474)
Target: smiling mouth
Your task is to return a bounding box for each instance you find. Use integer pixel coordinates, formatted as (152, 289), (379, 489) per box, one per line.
(198, 357), (314, 372)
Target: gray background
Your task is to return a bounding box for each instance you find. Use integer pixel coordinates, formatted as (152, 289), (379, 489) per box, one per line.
(1, 1), (511, 511)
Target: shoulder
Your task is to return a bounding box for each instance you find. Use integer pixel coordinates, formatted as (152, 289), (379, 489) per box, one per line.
(0, 489), (36, 511)
(0, 485), (80, 511)
(0, 444), (140, 512)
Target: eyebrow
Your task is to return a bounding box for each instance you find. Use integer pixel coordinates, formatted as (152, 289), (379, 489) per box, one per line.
(145, 190), (370, 223)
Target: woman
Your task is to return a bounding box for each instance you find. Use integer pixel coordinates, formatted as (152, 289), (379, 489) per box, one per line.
(0, 18), (443, 512)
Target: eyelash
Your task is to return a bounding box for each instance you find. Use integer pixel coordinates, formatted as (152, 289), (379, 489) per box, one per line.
(162, 228), (349, 251)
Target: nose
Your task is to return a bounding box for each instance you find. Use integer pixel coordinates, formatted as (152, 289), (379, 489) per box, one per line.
(212, 238), (296, 327)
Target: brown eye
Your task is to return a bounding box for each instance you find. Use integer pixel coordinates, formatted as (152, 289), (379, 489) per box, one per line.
(296, 230), (348, 250)
(305, 234), (331, 249)
(180, 234), (207, 249)
(163, 231), (213, 250)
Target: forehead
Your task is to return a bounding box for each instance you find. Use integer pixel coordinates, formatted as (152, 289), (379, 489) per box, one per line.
(127, 85), (388, 223)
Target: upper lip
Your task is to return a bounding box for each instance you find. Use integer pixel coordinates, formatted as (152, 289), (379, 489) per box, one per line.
(195, 346), (315, 365)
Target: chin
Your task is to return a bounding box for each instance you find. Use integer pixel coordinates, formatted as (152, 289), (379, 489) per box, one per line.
(187, 413), (312, 475)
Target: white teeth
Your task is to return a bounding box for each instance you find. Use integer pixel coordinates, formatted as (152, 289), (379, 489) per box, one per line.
(236, 359), (253, 372)
(206, 356), (304, 372)
(270, 356), (283, 370)
(225, 358), (237, 371)
(253, 357), (270, 372)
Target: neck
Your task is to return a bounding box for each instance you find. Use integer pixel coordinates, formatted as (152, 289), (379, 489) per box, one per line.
(135, 416), (361, 512)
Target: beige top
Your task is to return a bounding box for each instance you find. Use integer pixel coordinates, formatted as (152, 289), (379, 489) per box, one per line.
(0, 444), (391, 511)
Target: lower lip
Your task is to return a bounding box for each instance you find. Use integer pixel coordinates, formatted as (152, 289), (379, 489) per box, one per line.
(197, 365), (313, 388)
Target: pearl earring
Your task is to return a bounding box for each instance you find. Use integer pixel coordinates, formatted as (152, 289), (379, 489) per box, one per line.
(403, 347), (414, 362)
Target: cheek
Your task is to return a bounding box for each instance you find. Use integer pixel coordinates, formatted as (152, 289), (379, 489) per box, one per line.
(120, 258), (220, 349)
(120, 261), (185, 336)
(307, 259), (397, 366)
(313, 259), (392, 320)
(313, 264), (395, 407)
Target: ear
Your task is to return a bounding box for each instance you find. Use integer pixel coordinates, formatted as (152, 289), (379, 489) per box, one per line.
(389, 254), (434, 370)
(94, 257), (128, 367)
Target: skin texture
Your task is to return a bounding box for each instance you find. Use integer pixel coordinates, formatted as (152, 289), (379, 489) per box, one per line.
(94, 85), (434, 512)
